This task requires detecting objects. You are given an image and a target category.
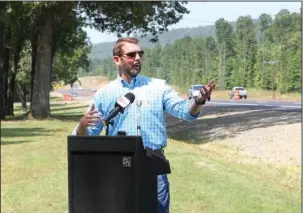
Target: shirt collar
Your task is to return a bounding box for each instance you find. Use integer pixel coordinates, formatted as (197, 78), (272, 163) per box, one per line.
(116, 73), (141, 88)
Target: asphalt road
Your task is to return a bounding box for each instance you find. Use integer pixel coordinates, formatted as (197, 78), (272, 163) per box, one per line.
(204, 98), (301, 113)
(53, 88), (301, 111)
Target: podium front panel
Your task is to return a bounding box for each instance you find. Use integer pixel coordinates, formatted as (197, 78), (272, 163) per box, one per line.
(67, 136), (165, 213)
(70, 151), (135, 213)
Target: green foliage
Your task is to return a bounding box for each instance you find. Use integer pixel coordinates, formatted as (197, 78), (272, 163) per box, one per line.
(88, 9), (301, 94)
(2, 1), (190, 117)
(79, 2), (189, 43)
(52, 44), (91, 86)
(88, 20), (244, 60)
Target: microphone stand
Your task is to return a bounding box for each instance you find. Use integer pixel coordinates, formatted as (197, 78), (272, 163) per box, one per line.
(136, 100), (142, 136)
(137, 114), (141, 136)
(104, 120), (114, 136)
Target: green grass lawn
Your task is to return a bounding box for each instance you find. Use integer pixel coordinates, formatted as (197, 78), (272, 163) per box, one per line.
(1, 103), (300, 213)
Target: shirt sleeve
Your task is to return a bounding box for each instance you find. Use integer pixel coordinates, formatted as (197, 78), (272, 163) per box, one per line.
(71, 91), (105, 136)
(163, 81), (201, 121)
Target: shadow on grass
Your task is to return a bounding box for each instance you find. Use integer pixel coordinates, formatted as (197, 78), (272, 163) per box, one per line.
(1, 127), (51, 138)
(2, 113), (84, 122)
(2, 113), (28, 121)
(49, 103), (70, 107)
(50, 105), (88, 112)
(166, 106), (301, 145)
(1, 140), (35, 145)
(2, 103), (87, 121)
(50, 114), (83, 122)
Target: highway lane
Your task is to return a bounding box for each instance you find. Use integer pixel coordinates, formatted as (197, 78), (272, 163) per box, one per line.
(210, 99), (300, 108)
(211, 99), (301, 107)
(54, 88), (301, 108)
(203, 98), (301, 114)
(16, 97), (301, 111)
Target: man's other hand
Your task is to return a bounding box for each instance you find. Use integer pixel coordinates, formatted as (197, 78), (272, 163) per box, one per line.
(77, 104), (101, 135)
(196, 80), (216, 103)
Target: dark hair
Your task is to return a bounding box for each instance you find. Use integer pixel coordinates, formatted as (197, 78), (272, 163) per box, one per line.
(113, 37), (140, 57)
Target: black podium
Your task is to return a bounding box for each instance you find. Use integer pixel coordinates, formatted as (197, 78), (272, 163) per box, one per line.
(67, 136), (171, 213)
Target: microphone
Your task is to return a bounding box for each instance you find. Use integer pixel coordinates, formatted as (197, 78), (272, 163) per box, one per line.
(102, 92), (135, 125)
(136, 100), (142, 136)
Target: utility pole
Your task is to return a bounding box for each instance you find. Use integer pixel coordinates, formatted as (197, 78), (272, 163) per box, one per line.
(263, 60), (279, 99)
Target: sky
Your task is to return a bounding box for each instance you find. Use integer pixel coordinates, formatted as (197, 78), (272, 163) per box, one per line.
(84, 2), (301, 44)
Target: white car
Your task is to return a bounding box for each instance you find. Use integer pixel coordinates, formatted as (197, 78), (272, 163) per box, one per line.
(187, 84), (203, 99)
(229, 87), (247, 99)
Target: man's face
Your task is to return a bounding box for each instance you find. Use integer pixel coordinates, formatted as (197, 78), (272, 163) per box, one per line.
(114, 42), (144, 77)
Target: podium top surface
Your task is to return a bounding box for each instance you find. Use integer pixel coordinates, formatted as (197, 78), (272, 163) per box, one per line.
(67, 135), (143, 153)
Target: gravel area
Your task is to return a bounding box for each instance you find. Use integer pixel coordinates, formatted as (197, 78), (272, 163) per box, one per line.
(166, 108), (301, 166)
(221, 123), (301, 166)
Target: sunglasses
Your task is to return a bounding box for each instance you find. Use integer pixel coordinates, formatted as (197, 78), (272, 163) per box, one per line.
(121, 51), (144, 59)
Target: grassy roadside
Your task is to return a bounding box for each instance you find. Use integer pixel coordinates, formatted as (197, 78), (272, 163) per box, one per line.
(210, 88), (301, 101)
(1, 103), (300, 213)
(174, 86), (301, 101)
(167, 141), (300, 213)
(56, 76), (301, 101)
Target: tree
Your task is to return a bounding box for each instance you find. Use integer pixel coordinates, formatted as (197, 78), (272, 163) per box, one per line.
(16, 45), (31, 112)
(235, 16), (258, 87)
(30, 2), (77, 118)
(27, 1), (189, 118)
(52, 43), (91, 88)
(52, 25), (91, 87)
(0, 2), (7, 118)
(4, 2), (31, 115)
(274, 10), (297, 94)
(258, 13), (273, 88)
(215, 18), (234, 89)
(41, 8), (301, 98)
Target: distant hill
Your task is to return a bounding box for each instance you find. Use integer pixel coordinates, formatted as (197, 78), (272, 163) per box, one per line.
(89, 19), (260, 60)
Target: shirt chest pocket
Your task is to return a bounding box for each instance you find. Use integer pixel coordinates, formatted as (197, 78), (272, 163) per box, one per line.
(136, 95), (163, 115)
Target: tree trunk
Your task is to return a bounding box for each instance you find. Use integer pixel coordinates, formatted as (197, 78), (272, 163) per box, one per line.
(6, 46), (22, 116)
(0, 4), (5, 119)
(243, 39), (246, 86)
(205, 54), (208, 78)
(30, 8), (54, 119)
(262, 32), (265, 88)
(208, 51), (212, 82)
(30, 20), (38, 102)
(22, 84), (28, 112)
(219, 46), (223, 90)
(2, 29), (10, 118)
(223, 41), (226, 89)
(16, 83), (27, 112)
(6, 73), (16, 116)
(48, 45), (56, 112)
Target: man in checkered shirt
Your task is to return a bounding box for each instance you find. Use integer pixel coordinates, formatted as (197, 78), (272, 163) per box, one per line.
(73, 37), (216, 213)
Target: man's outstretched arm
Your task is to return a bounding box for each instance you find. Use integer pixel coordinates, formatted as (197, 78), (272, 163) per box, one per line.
(188, 80), (216, 116)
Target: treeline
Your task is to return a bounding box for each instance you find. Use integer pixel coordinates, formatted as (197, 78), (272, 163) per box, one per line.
(0, 2), (91, 118)
(88, 9), (301, 93)
(0, 1), (189, 118)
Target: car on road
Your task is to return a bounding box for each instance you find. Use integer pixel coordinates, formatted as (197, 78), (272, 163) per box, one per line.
(187, 84), (203, 99)
(229, 87), (247, 99)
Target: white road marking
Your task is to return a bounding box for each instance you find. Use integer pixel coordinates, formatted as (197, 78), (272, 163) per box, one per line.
(209, 102), (301, 109)
(209, 102), (260, 106)
(280, 105), (301, 108)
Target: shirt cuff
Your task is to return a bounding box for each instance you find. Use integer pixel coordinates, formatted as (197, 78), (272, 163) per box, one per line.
(71, 124), (93, 136)
(71, 125), (79, 135)
(185, 107), (202, 121)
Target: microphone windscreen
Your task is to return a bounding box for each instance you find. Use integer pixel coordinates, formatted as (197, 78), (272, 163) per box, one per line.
(124, 92), (135, 104)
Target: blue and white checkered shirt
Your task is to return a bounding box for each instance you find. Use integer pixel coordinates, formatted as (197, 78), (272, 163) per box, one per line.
(72, 74), (200, 150)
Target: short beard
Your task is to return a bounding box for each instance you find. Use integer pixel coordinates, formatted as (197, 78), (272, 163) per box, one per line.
(119, 64), (141, 78)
